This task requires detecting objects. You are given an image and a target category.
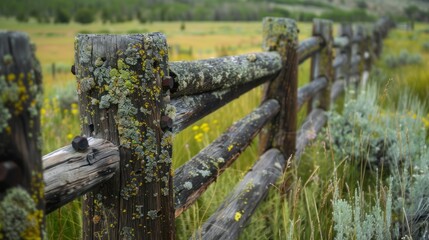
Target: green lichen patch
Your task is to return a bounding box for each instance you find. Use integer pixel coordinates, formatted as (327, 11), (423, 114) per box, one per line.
(262, 17), (299, 55)
(3, 54), (13, 65)
(0, 187), (43, 239)
(76, 33), (173, 236)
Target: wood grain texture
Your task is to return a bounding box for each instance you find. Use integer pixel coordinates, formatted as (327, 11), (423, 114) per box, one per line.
(75, 33), (174, 239)
(259, 17), (299, 160)
(354, 25), (366, 78)
(332, 53), (347, 69)
(330, 80), (345, 102)
(333, 36), (350, 49)
(169, 52), (281, 97)
(297, 77), (328, 110)
(193, 149), (285, 240)
(171, 74), (275, 133)
(308, 19), (334, 112)
(0, 31), (44, 239)
(174, 99), (280, 217)
(335, 23), (353, 85)
(43, 138), (119, 213)
(298, 36), (323, 64)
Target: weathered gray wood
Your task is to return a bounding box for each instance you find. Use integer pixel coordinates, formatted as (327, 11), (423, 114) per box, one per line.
(174, 99), (280, 217)
(193, 149), (285, 240)
(169, 52), (281, 97)
(297, 77), (328, 110)
(363, 27), (374, 73)
(172, 72), (275, 133)
(350, 55), (362, 69)
(335, 23), (353, 85)
(332, 53), (347, 69)
(308, 19), (334, 112)
(354, 25), (366, 78)
(75, 33), (174, 239)
(296, 108), (327, 159)
(330, 80), (345, 102)
(259, 17), (298, 161)
(0, 31), (44, 239)
(43, 138), (119, 213)
(333, 36), (350, 49)
(298, 36), (323, 64)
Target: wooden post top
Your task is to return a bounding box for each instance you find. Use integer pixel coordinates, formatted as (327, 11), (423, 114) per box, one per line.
(339, 23), (353, 39)
(312, 19), (333, 43)
(262, 17), (298, 56)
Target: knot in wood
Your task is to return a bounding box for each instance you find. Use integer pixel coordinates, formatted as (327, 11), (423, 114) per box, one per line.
(0, 161), (22, 189)
(72, 136), (89, 152)
(160, 115), (173, 130)
(162, 76), (174, 91)
(71, 64), (76, 75)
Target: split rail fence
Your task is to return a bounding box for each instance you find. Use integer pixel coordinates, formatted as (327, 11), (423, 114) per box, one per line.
(0, 16), (394, 239)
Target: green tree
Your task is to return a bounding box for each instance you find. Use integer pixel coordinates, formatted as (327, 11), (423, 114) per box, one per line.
(74, 8), (94, 24)
(54, 8), (70, 23)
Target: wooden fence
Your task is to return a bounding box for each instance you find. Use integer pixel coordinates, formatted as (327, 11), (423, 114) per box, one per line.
(0, 16), (394, 239)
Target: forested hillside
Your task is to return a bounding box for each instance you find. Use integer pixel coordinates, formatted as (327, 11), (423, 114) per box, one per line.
(1, 0), (428, 23)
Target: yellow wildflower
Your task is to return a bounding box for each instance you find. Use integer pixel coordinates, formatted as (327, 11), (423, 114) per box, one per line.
(194, 133), (203, 142)
(67, 133), (74, 140)
(234, 212), (242, 222)
(201, 123), (210, 132)
(228, 144), (233, 151)
(71, 103), (79, 115)
(192, 125), (199, 131)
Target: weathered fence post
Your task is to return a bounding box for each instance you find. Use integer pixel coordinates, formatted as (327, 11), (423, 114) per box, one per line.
(259, 17), (298, 161)
(372, 24), (383, 58)
(361, 27), (374, 88)
(0, 32), (44, 239)
(75, 33), (174, 239)
(337, 23), (353, 85)
(308, 19), (333, 112)
(365, 28), (375, 69)
(354, 25), (366, 89)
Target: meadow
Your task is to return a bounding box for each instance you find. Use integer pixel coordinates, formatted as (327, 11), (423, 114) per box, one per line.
(1, 17), (429, 239)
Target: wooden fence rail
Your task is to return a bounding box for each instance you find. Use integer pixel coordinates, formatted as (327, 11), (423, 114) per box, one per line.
(0, 16), (394, 239)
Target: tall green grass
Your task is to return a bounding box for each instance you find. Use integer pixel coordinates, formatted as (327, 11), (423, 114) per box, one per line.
(32, 21), (429, 239)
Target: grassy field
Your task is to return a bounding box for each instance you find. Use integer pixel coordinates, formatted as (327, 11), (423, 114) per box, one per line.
(1, 17), (428, 239)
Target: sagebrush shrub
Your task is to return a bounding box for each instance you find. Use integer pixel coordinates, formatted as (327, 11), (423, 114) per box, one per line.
(384, 50), (422, 68)
(328, 85), (429, 239)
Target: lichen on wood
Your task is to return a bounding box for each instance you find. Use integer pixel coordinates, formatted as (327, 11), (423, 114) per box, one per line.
(259, 17), (299, 159)
(0, 31), (44, 239)
(174, 99), (280, 217)
(194, 149), (286, 239)
(308, 19), (334, 112)
(75, 33), (174, 239)
(169, 52), (281, 97)
(171, 73), (277, 133)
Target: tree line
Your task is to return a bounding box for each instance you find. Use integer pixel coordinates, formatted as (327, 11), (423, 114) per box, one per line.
(0, 0), (426, 24)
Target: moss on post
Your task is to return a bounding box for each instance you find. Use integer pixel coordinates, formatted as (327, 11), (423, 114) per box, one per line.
(0, 31), (44, 239)
(75, 33), (174, 239)
(308, 19), (334, 112)
(259, 17), (298, 161)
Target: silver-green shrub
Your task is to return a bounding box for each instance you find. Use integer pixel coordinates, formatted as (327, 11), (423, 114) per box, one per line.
(329, 84), (429, 239)
(384, 50), (422, 68)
